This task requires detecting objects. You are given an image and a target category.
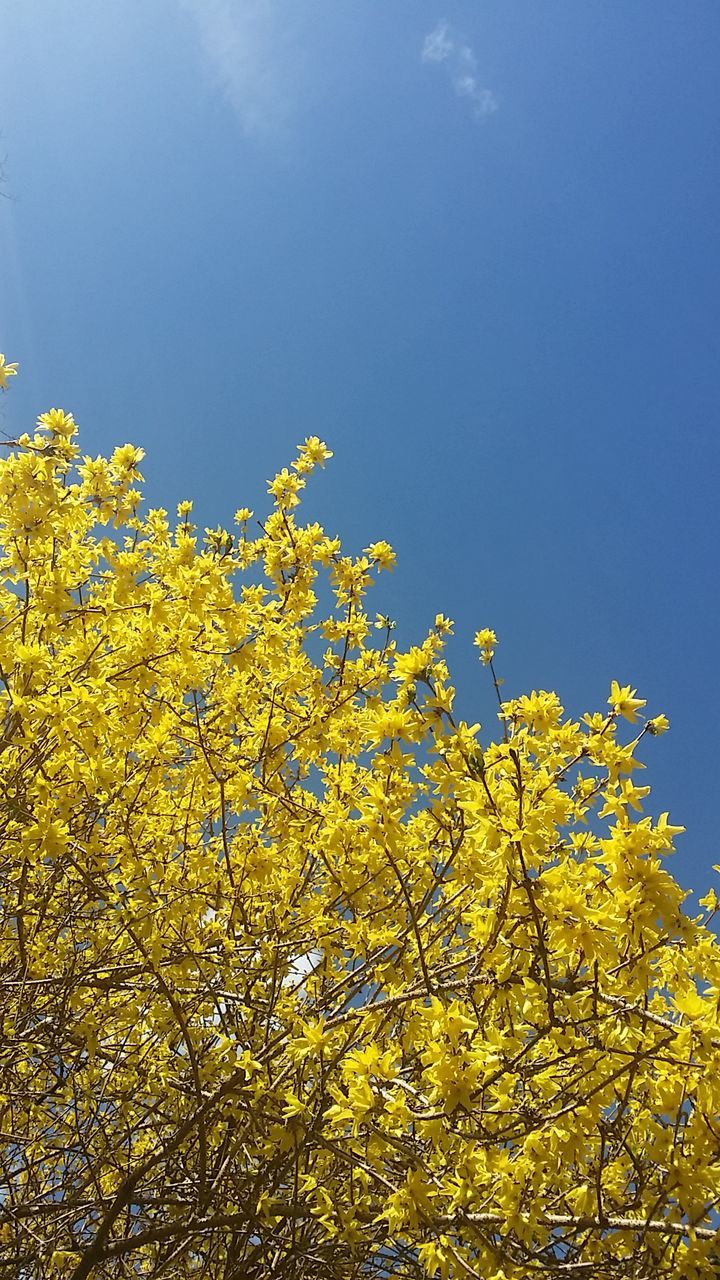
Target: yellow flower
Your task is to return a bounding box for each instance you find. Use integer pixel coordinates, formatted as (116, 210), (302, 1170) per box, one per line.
(655, 811), (685, 842)
(474, 627), (497, 665)
(37, 408), (76, 439)
(364, 541), (396, 571)
(647, 713), (670, 735)
(294, 436), (333, 473)
(111, 443), (145, 473)
(289, 1018), (333, 1059)
(434, 613), (453, 635)
(608, 679), (647, 722)
(393, 645), (430, 683)
(0, 353), (18, 388)
(267, 467), (303, 507)
(301, 435), (332, 465)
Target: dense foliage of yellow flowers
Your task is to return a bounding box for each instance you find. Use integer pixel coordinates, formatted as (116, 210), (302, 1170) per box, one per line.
(1, 364), (720, 1278)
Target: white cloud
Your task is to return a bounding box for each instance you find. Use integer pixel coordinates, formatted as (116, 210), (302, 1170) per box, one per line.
(177, 0), (297, 140)
(421, 21), (454, 65)
(421, 21), (498, 120)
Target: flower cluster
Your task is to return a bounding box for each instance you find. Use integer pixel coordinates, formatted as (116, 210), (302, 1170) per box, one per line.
(0, 361), (718, 1280)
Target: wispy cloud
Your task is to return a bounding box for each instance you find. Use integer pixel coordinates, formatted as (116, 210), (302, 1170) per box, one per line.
(177, 0), (297, 140)
(421, 21), (498, 120)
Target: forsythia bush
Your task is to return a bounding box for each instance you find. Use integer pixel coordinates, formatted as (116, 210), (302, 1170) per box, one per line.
(1, 356), (719, 1279)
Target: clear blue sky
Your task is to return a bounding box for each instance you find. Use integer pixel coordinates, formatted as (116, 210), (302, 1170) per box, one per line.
(2, 1), (719, 896)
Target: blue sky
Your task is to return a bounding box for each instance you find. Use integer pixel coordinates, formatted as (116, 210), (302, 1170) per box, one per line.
(2, 1), (719, 896)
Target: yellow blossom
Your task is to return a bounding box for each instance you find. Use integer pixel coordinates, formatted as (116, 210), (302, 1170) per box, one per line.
(0, 384), (713, 1280)
(608, 679), (647, 722)
(364, 540), (396, 571)
(0, 353), (18, 388)
(474, 627), (497, 664)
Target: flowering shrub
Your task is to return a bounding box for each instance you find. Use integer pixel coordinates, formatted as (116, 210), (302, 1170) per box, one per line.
(1, 359), (719, 1278)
